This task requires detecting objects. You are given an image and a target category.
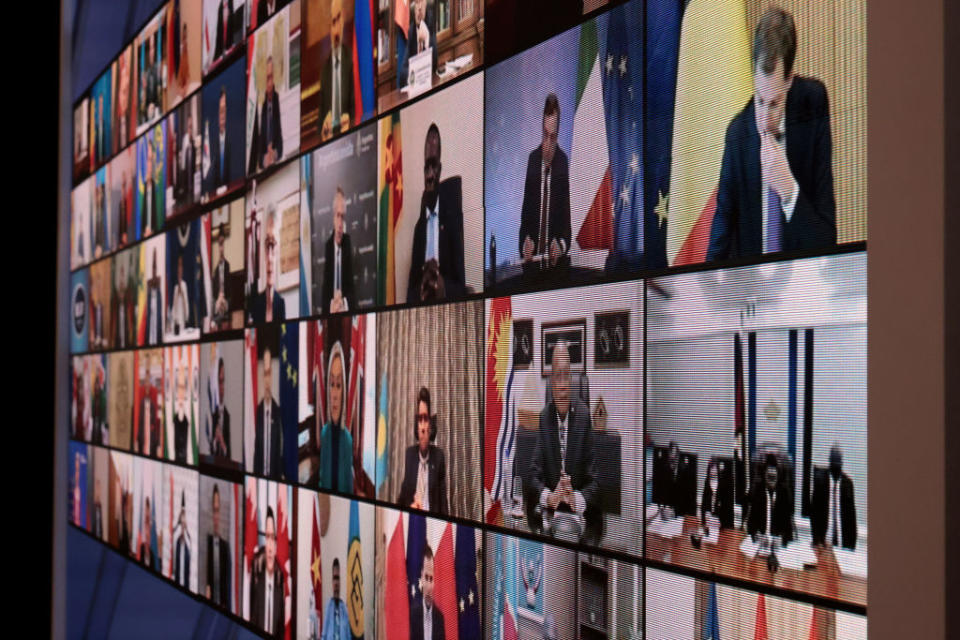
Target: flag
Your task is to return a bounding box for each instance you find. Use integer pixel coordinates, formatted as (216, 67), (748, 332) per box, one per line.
(666, 0), (752, 265)
(243, 481), (259, 619)
(277, 487), (292, 640)
(378, 113), (403, 304)
(310, 494), (323, 632)
(702, 582), (721, 640)
(598, 3), (645, 270)
(384, 515), (410, 640)
(376, 371), (388, 493)
(347, 500), (365, 640)
(433, 523), (459, 640)
(352, 0), (375, 122)
(406, 513), (426, 609)
(485, 297), (515, 524)
(754, 593), (768, 640)
(280, 323), (299, 482)
(455, 525), (480, 640)
(569, 19), (612, 258)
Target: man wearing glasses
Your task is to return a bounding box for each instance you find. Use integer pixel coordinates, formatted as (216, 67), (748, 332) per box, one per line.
(398, 386), (448, 516)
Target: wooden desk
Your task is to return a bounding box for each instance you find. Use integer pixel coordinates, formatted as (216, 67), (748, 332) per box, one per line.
(377, 60), (480, 112)
(646, 515), (867, 607)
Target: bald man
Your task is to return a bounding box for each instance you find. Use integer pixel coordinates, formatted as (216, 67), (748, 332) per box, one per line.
(527, 341), (599, 537)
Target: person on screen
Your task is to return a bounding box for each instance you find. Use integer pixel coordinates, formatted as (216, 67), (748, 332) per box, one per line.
(178, 109), (197, 208)
(93, 478), (104, 539)
(211, 358), (232, 458)
(144, 36), (160, 121)
(747, 453), (795, 547)
(176, 22), (191, 96)
(96, 94), (105, 164)
(398, 387), (448, 515)
(250, 205), (286, 323)
(93, 184), (103, 259)
(254, 345), (283, 478)
(117, 74), (129, 149)
(527, 341), (599, 536)
(113, 263), (134, 349)
(404, 0), (437, 85)
(407, 123), (465, 303)
(317, 342), (354, 493)
(174, 360), (190, 463)
(214, 0), (235, 62)
(257, 55), (283, 170)
(706, 8), (836, 261)
(321, 188), (357, 314)
(140, 496), (158, 571)
(93, 363), (107, 444)
(320, 557), (350, 640)
(210, 87), (231, 190)
(810, 444), (858, 550)
(320, 0), (353, 141)
(119, 491), (132, 555)
(118, 171), (130, 246)
(206, 484), (231, 607)
(90, 269), (104, 350)
(169, 255), (191, 336)
(174, 491), (192, 588)
(142, 139), (158, 237)
(652, 441), (696, 518)
(137, 359), (162, 456)
(250, 505), (285, 638)
(146, 249), (163, 345)
(519, 94), (571, 271)
(258, 0), (281, 25)
(211, 227), (231, 329)
(409, 544), (444, 640)
(700, 458), (735, 531)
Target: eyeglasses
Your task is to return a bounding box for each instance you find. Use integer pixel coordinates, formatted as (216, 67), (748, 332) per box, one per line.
(417, 413), (430, 424)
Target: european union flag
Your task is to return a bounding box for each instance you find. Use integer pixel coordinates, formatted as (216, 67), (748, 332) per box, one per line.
(280, 322), (299, 482)
(455, 525), (480, 640)
(406, 513), (427, 607)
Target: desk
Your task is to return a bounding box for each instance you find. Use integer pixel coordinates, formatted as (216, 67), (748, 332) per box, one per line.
(377, 61), (479, 112)
(645, 515), (867, 606)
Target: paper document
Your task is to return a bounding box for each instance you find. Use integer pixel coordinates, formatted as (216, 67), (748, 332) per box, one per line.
(648, 517), (684, 539)
(778, 543), (817, 570)
(833, 548), (868, 579)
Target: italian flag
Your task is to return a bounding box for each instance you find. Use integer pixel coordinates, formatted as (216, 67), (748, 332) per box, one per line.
(667, 0), (752, 265)
(570, 20), (613, 258)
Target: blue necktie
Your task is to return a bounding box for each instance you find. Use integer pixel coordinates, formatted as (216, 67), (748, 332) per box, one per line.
(765, 187), (783, 253)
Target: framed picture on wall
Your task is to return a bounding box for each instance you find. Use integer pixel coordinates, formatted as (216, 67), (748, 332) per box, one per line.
(513, 319), (534, 369)
(594, 310), (630, 368)
(541, 319), (586, 377)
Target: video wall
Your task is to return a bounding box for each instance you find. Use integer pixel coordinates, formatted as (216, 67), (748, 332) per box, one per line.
(68, 0), (868, 637)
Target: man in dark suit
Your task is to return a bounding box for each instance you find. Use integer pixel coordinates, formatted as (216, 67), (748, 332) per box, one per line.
(250, 506), (285, 638)
(205, 484), (231, 607)
(211, 229), (232, 329)
(143, 36), (160, 122)
(410, 544), (445, 640)
(112, 262), (134, 349)
(706, 7), (836, 261)
(700, 458), (735, 530)
(321, 187), (357, 314)
(407, 124), (465, 303)
(118, 171), (130, 246)
(747, 453), (795, 547)
(398, 387), (448, 515)
(209, 88), (231, 192)
(810, 445), (858, 550)
(652, 441), (697, 518)
(142, 140), (158, 237)
(257, 0), (282, 26)
(527, 341), (599, 538)
(254, 346), (283, 478)
(177, 109), (197, 208)
(257, 56), (283, 170)
(92, 479), (104, 539)
(173, 361), (190, 463)
(403, 0), (437, 88)
(211, 358), (232, 458)
(319, 0), (353, 141)
(250, 206), (286, 323)
(140, 496), (158, 571)
(145, 249), (164, 346)
(213, 0), (234, 62)
(174, 492), (192, 588)
(519, 94), (571, 272)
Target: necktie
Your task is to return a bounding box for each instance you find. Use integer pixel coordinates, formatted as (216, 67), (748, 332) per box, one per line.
(765, 187), (783, 253)
(213, 538), (220, 602)
(416, 454), (428, 508)
(333, 54), (341, 123)
(558, 417), (567, 475)
(266, 581), (273, 633)
(335, 246), (341, 293)
(832, 480), (840, 547)
(426, 209), (437, 262)
(767, 490), (774, 536)
(538, 166), (550, 255)
(264, 404), (271, 476)
(266, 99), (272, 148)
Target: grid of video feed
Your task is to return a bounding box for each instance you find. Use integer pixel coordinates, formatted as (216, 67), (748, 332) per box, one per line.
(68, 0), (868, 637)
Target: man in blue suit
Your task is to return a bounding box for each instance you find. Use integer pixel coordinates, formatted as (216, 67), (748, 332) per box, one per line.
(706, 7), (836, 261)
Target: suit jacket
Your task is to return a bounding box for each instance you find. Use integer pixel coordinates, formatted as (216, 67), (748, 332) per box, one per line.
(92, 504), (103, 539)
(174, 534), (191, 587)
(118, 195), (129, 244)
(249, 553), (285, 638)
(212, 258), (231, 304)
(206, 533), (231, 607)
(810, 468), (857, 549)
(320, 45), (354, 136)
(214, 0), (234, 61)
(707, 76), (836, 261)
(257, 0), (279, 26)
(403, 7), (437, 86)
(321, 233), (357, 314)
(177, 139), (196, 207)
(747, 479), (795, 545)
(142, 178), (157, 236)
(174, 412), (190, 463)
(651, 453), (697, 517)
(318, 421), (355, 494)
(209, 128), (231, 191)
(212, 405), (232, 458)
(250, 288), (286, 324)
(410, 596), (446, 640)
(112, 293), (134, 349)
(254, 399), (283, 478)
(701, 474), (735, 530)
(518, 145), (571, 261)
(527, 399), (599, 527)
(407, 178), (465, 302)
(257, 89), (283, 170)
(398, 444), (448, 516)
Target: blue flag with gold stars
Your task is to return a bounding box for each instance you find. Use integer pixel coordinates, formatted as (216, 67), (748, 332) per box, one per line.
(406, 513), (427, 610)
(455, 524), (480, 640)
(280, 321), (299, 481)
